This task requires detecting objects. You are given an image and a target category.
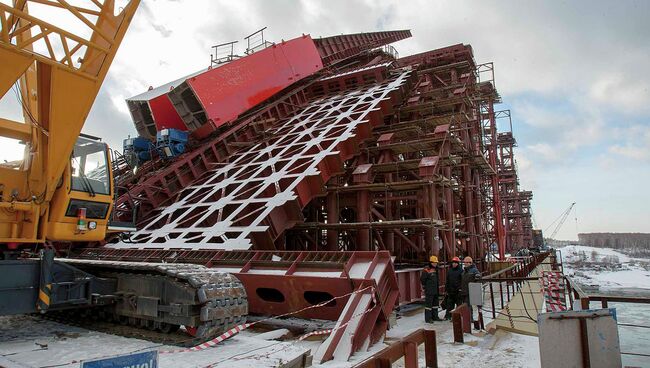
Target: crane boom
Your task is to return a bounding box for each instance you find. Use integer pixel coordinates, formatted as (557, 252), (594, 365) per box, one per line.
(0, 2), (249, 341)
(0, 0), (140, 243)
(547, 202), (576, 240)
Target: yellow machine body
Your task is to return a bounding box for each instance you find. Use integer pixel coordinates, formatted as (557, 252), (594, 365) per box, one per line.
(0, 0), (139, 244)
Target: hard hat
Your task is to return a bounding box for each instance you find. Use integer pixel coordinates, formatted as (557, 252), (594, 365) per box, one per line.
(429, 255), (438, 263)
(451, 256), (460, 262)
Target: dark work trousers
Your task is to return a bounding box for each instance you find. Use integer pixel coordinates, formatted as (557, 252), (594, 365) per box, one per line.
(463, 295), (474, 322)
(444, 292), (462, 318)
(424, 293), (439, 322)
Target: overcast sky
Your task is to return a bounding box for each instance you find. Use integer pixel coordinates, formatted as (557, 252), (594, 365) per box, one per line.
(1, 0), (648, 240)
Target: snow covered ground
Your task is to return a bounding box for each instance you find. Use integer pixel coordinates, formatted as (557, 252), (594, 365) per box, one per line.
(3, 246), (647, 368)
(559, 244), (650, 367)
(0, 307), (541, 368)
(559, 244), (650, 290)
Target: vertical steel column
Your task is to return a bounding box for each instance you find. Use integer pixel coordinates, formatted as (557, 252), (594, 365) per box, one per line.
(357, 190), (370, 251)
(423, 184), (436, 256)
(488, 99), (506, 259)
(327, 192), (339, 250)
(463, 165), (476, 260)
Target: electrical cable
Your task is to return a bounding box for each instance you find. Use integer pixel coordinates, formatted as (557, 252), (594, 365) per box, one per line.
(479, 306), (536, 322)
(518, 280), (539, 323)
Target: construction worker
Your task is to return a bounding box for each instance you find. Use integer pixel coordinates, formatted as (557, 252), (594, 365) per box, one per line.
(421, 255), (441, 323)
(460, 256), (481, 322)
(444, 256), (463, 320)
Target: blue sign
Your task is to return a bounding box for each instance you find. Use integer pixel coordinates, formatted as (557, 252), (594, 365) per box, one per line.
(81, 350), (158, 368)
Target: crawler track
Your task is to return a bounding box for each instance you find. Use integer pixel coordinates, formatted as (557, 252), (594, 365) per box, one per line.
(56, 259), (248, 343)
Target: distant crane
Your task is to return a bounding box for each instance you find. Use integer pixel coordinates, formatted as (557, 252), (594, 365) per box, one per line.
(545, 202), (576, 240)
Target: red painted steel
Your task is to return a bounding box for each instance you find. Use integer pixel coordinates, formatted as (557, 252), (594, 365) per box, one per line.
(353, 329), (438, 368)
(395, 268), (424, 305)
(396, 43), (473, 68)
(149, 94), (187, 131)
(98, 30), (538, 363)
(290, 44), (493, 263)
(115, 31), (419, 227)
(77, 248), (399, 363)
(497, 128), (534, 251)
(126, 69), (205, 140)
(314, 30), (412, 66)
(188, 35), (323, 139)
(114, 65), (411, 251)
(115, 32), (536, 269)
(114, 77), (313, 224)
(487, 100), (507, 259)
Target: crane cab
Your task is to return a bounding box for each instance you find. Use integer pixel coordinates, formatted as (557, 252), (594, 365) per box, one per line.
(46, 136), (114, 242)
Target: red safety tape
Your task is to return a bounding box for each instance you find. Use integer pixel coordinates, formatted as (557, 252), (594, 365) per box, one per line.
(161, 285), (376, 354)
(297, 289), (378, 341)
(298, 328), (333, 341)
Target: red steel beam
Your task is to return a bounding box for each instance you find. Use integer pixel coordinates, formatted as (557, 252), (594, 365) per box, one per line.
(76, 248), (399, 363)
(113, 65), (412, 251)
(113, 75), (315, 225)
(353, 329), (438, 368)
(314, 30), (411, 66)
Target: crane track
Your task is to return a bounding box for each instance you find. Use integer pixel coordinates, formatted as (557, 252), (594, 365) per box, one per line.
(54, 259), (248, 345)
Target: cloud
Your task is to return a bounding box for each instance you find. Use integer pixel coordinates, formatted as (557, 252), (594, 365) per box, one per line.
(151, 23), (173, 38)
(590, 72), (650, 114)
(84, 77), (137, 151)
(607, 124), (650, 162)
(609, 145), (650, 161)
(514, 96), (606, 167)
(527, 143), (562, 163)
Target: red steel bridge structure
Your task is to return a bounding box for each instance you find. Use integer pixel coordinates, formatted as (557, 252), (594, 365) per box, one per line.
(88, 29), (536, 362)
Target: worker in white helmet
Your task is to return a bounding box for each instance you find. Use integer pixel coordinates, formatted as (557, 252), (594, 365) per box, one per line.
(421, 255), (441, 323)
(460, 256), (481, 323)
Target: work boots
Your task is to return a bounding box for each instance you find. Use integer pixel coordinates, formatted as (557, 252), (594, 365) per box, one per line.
(431, 308), (442, 321)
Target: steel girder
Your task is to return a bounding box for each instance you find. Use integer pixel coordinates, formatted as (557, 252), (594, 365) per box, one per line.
(113, 80), (313, 225)
(496, 130), (535, 251)
(112, 67), (411, 250)
(111, 36), (536, 283)
(290, 44), (498, 265)
(126, 35), (323, 140)
(77, 248), (399, 363)
(313, 30), (411, 66)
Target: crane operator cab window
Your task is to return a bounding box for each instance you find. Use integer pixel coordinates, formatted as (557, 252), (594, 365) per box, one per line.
(71, 137), (110, 195)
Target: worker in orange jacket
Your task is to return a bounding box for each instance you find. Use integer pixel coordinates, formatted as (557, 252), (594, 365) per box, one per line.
(421, 255), (441, 323)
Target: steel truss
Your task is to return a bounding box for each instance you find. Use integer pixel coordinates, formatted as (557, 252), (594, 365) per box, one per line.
(112, 35), (536, 265)
(113, 67), (411, 250)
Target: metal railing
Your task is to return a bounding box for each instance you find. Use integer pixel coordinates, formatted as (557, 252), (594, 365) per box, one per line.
(354, 329), (437, 368)
(480, 251), (554, 320)
(565, 276), (650, 361)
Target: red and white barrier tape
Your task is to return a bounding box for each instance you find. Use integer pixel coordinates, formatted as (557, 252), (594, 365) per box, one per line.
(541, 271), (567, 312)
(298, 328), (333, 341)
(161, 285), (376, 354)
(188, 323), (253, 351)
(298, 289), (378, 341)
(197, 290), (381, 367)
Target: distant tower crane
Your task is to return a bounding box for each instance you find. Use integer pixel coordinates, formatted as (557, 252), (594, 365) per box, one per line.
(545, 202), (576, 240)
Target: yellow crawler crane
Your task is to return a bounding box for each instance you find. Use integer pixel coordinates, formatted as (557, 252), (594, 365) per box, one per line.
(0, 1), (248, 340)
(0, 0), (137, 243)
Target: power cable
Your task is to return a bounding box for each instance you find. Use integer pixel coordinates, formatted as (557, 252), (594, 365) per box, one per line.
(479, 306), (536, 323)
